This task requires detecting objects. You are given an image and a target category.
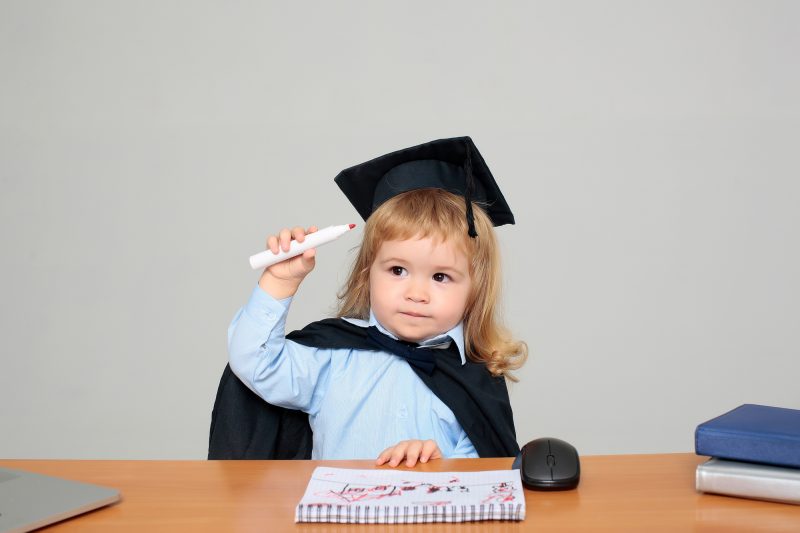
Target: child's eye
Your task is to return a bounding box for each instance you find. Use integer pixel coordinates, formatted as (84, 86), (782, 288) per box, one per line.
(390, 266), (407, 276)
(432, 273), (451, 283)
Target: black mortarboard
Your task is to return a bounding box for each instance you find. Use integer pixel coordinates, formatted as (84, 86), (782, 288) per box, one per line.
(334, 136), (514, 237)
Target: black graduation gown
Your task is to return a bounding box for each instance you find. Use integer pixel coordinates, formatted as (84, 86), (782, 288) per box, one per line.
(208, 318), (519, 459)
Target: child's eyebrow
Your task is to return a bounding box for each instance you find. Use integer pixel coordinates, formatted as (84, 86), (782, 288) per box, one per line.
(379, 257), (466, 275)
(378, 257), (409, 265)
(431, 265), (465, 274)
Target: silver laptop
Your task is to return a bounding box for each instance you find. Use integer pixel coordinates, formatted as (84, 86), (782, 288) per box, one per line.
(0, 467), (120, 533)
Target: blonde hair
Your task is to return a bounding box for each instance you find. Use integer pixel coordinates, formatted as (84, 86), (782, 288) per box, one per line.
(337, 188), (527, 379)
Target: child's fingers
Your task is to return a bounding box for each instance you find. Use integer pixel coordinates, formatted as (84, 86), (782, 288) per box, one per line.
(404, 441), (424, 467)
(291, 226), (306, 243)
(388, 442), (411, 467)
(267, 235), (279, 255)
(299, 249), (316, 270)
(376, 440), (438, 468)
(375, 446), (394, 466)
(266, 226), (316, 255)
(279, 228), (293, 252)
(419, 440), (440, 463)
(376, 443), (405, 466)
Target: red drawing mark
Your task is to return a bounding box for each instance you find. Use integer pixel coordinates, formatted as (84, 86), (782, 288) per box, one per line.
(326, 484), (404, 503)
(480, 482), (517, 504)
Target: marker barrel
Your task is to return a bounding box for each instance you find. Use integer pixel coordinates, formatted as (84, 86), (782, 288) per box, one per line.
(249, 224), (355, 270)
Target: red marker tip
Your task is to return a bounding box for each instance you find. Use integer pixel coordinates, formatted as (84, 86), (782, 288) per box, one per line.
(348, 223), (356, 229)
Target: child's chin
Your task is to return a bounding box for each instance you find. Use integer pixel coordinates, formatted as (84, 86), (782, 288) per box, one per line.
(393, 328), (430, 343)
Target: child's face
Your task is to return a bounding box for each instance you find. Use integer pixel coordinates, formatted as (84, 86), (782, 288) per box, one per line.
(369, 236), (471, 343)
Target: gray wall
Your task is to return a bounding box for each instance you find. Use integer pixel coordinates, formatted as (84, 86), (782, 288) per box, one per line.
(1, 1), (798, 459)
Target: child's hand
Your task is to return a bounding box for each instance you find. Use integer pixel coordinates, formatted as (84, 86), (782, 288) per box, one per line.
(258, 225), (318, 299)
(376, 440), (442, 468)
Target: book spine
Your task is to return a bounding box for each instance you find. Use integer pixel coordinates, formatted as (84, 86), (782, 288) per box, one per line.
(695, 427), (800, 469)
(696, 459), (800, 505)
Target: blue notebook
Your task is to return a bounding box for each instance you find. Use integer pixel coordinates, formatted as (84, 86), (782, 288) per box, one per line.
(695, 404), (800, 469)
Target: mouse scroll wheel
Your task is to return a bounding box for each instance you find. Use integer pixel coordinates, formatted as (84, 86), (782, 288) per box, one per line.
(546, 454), (556, 467)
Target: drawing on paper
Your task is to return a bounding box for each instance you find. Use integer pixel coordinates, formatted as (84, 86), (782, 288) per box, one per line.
(304, 467), (521, 506)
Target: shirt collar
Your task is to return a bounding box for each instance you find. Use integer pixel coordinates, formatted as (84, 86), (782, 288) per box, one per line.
(342, 311), (467, 366)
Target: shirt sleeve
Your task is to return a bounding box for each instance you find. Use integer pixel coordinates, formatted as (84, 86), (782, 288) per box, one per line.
(227, 284), (333, 415)
(449, 430), (479, 458)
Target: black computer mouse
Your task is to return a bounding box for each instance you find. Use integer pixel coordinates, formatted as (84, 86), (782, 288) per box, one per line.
(512, 437), (580, 490)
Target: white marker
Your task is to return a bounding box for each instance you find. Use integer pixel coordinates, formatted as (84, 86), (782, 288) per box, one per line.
(249, 224), (357, 270)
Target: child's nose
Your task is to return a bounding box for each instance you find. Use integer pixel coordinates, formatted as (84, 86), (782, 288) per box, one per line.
(405, 279), (429, 303)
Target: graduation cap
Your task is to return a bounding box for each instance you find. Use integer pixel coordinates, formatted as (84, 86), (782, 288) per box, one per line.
(334, 136), (514, 237)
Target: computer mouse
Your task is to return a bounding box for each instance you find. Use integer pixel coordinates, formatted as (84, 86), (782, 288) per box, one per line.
(513, 437), (580, 490)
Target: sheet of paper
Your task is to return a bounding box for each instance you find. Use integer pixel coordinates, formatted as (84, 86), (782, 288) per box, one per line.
(295, 467), (525, 523)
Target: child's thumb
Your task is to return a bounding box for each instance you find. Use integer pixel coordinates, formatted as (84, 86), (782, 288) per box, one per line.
(300, 248), (316, 271)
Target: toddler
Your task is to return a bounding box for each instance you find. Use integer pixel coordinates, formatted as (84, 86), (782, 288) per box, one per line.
(225, 137), (527, 466)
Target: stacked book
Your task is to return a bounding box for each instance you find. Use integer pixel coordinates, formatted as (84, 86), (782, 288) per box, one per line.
(695, 404), (800, 505)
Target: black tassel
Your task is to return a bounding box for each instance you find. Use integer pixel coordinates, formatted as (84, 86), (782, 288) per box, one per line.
(466, 203), (477, 238)
(464, 140), (478, 238)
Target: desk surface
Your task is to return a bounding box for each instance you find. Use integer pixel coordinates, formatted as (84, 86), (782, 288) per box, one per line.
(2, 454), (799, 532)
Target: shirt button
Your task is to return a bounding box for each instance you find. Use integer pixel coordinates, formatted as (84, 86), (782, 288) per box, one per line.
(397, 405), (408, 419)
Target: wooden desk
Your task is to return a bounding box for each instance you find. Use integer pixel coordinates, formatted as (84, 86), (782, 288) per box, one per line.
(2, 454), (799, 532)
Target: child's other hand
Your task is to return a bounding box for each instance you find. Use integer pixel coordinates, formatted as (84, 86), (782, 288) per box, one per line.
(375, 440), (442, 468)
(258, 225), (318, 299)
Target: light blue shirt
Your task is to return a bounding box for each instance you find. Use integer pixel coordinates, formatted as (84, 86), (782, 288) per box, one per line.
(227, 285), (478, 460)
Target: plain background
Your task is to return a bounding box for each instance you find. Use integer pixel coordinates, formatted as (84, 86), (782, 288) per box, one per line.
(1, 1), (798, 459)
